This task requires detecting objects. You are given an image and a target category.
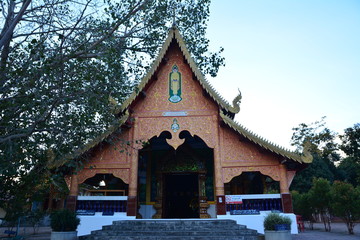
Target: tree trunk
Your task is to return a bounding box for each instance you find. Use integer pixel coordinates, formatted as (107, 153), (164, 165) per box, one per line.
(346, 221), (354, 235)
(321, 212), (331, 232)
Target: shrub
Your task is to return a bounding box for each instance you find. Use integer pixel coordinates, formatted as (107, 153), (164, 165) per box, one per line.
(264, 213), (292, 231)
(50, 209), (80, 232)
(331, 181), (360, 234)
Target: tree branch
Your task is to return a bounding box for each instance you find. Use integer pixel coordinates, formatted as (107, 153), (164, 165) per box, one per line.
(0, 0), (32, 49)
(0, 97), (60, 144)
(66, 0), (149, 61)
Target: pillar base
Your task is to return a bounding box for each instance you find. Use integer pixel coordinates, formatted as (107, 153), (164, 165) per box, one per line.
(66, 196), (77, 211)
(127, 196), (137, 216)
(281, 193), (293, 213)
(216, 195), (226, 215)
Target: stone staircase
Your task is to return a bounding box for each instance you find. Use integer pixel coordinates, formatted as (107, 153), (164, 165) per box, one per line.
(79, 219), (260, 240)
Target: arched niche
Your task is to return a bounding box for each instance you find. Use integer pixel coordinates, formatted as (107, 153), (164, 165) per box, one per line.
(79, 173), (129, 196)
(76, 168), (130, 186)
(224, 171), (280, 195)
(223, 166), (281, 184)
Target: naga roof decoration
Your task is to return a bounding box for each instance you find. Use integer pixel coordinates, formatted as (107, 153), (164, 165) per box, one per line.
(116, 26), (241, 117)
(220, 111), (313, 164)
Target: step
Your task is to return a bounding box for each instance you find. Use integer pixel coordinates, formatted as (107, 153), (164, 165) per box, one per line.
(102, 223), (247, 231)
(91, 230), (257, 236)
(112, 219), (240, 226)
(79, 219), (260, 240)
(83, 236), (259, 240)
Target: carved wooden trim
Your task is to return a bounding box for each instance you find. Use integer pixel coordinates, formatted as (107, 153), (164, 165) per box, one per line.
(77, 168), (130, 185)
(287, 170), (296, 187)
(223, 165), (281, 183)
(136, 116), (217, 150)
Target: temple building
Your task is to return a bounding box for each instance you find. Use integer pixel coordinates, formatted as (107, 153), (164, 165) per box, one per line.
(50, 26), (312, 235)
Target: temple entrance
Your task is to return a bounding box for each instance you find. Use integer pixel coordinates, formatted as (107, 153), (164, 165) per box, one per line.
(137, 131), (214, 219)
(163, 173), (199, 218)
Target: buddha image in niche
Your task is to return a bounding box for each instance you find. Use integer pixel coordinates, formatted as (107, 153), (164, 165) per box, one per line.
(169, 65), (182, 103)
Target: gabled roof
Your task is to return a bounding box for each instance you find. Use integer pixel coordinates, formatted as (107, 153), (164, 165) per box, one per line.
(116, 25), (311, 164)
(50, 26), (312, 168)
(116, 26), (241, 117)
(48, 112), (130, 168)
(219, 112), (312, 164)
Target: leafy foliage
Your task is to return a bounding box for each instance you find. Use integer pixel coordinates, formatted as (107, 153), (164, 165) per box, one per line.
(293, 180), (360, 235)
(290, 117), (340, 192)
(50, 209), (80, 232)
(291, 155), (334, 192)
(291, 116), (340, 162)
(340, 124), (360, 160)
(0, 0), (224, 203)
(263, 213), (292, 231)
(331, 181), (360, 234)
(337, 157), (360, 186)
(339, 124), (360, 185)
(291, 191), (314, 224)
(308, 178), (332, 231)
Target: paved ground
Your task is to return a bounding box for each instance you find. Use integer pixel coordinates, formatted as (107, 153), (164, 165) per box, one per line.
(0, 227), (50, 240)
(1, 222), (359, 239)
(293, 222), (360, 240)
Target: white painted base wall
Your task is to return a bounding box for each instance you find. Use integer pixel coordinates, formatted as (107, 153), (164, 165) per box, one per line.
(77, 212), (135, 236)
(77, 211), (298, 236)
(217, 211), (298, 234)
(138, 204), (217, 219)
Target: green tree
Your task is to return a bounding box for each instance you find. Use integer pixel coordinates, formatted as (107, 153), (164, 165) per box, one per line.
(291, 155), (334, 192)
(339, 123), (360, 185)
(291, 191), (315, 229)
(337, 157), (360, 186)
(290, 117), (340, 192)
(0, 0), (224, 204)
(308, 178), (332, 232)
(331, 181), (360, 235)
(340, 123), (360, 160)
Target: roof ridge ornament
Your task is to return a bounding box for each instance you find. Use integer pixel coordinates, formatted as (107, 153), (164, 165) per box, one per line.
(171, 2), (177, 28)
(228, 89), (242, 114)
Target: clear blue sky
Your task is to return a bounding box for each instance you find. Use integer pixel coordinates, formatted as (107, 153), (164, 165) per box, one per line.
(206, 0), (360, 149)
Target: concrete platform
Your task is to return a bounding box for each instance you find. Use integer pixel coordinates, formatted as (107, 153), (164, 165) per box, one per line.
(1, 222), (359, 239)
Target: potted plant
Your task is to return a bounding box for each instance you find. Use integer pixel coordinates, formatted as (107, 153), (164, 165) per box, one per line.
(50, 209), (80, 240)
(263, 212), (292, 240)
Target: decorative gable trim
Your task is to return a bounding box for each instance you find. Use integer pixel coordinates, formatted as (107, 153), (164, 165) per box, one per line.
(50, 26), (311, 168)
(117, 26), (240, 117)
(47, 111), (130, 168)
(219, 111), (312, 164)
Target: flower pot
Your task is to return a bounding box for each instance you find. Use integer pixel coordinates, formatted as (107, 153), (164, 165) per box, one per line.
(275, 224), (290, 231)
(51, 231), (77, 240)
(264, 230), (291, 240)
